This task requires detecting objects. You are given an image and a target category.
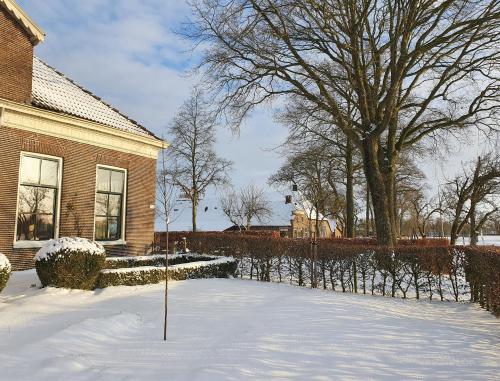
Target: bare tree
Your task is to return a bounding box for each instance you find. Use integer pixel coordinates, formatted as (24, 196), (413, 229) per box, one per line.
(187, 0), (500, 245)
(220, 184), (272, 230)
(278, 101), (362, 237)
(444, 153), (500, 245)
(166, 89), (233, 232)
(156, 149), (180, 341)
(408, 191), (441, 239)
(269, 142), (344, 235)
(394, 154), (428, 237)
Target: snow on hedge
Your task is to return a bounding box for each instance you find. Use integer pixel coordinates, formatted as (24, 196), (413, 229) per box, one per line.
(0, 253), (11, 272)
(35, 237), (106, 261)
(101, 255), (235, 275)
(97, 254), (237, 288)
(106, 254), (166, 263)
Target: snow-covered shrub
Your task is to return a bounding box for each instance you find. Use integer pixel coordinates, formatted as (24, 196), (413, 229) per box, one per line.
(0, 253), (11, 293)
(35, 237), (106, 290)
(96, 255), (237, 288)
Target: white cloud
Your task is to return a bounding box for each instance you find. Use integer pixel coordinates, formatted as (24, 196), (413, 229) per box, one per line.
(17, 0), (287, 197)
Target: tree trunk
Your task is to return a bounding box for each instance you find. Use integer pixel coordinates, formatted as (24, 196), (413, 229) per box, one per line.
(345, 137), (355, 238)
(450, 220), (459, 246)
(469, 206), (478, 246)
(366, 186), (370, 236)
(192, 196), (198, 232)
(361, 139), (397, 246)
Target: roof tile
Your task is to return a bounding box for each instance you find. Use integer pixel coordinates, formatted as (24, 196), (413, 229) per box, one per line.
(31, 57), (157, 138)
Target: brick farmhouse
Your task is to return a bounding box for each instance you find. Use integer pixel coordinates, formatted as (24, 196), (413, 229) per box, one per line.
(0, 0), (165, 269)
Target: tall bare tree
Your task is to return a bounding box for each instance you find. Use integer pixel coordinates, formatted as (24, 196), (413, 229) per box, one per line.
(166, 89), (233, 232)
(278, 99), (362, 237)
(187, 0), (500, 245)
(269, 142), (347, 234)
(220, 184), (272, 230)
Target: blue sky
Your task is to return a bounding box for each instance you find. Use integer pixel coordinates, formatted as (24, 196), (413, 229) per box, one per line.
(18, 0), (289, 204)
(17, 0), (498, 230)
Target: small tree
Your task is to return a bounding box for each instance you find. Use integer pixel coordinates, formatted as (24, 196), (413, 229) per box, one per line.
(444, 153), (500, 245)
(269, 142), (344, 236)
(156, 149), (179, 341)
(220, 184), (272, 230)
(166, 89), (232, 232)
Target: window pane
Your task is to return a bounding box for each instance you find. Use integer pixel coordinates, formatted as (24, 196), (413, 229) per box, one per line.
(108, 195), (121, 217)
(95, 217), (107, 240)
(17, 214), (36, 240)
(97, 168), (110, 192)
(95, 193), (108, 216)
(36, 214), (54, 240)
(37, 188), (56, 214)
(40, 160), (59, 187)
(108, 217), (119, 240)
(110, 171), (124, 193)
(20, 156), (40, 184)
(18, 186), (38, 213)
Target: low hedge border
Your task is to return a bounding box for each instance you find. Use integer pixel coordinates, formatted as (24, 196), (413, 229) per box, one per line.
(177, 233), (499, 316)
(97, 254), (237, 288)
(104, 253), (214, 270)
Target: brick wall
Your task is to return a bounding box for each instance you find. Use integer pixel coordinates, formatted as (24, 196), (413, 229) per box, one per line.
(0, 6), (34, 104)
(0, 127), (157, 270)
(291, 213), (334, 238)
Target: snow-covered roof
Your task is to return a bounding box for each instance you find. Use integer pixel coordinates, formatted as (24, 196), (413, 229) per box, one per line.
(165, 199), (229, 232)
(31, 57), (157, 139)
(163, 194), (334, 232)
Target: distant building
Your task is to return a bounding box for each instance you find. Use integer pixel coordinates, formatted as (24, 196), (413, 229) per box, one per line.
(0, 0), (164, 269)
(225, 196), (341, 239)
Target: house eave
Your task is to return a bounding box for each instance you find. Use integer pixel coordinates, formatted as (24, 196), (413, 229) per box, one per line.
(0, 98), (167, 159)
(0, 0), (45, 45)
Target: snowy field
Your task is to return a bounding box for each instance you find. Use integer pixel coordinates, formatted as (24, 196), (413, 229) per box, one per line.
(1, 271), (499, 381)
(455, 235), (500, 246)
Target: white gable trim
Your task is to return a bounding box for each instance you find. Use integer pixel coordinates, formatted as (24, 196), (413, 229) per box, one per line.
(0, 0), (45, 45)
(0, 99), (167, 159)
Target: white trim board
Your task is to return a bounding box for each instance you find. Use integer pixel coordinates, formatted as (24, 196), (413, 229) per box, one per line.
(0, 99), (167, 159)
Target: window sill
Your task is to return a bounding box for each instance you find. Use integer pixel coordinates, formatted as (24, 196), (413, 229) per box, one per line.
(99, 240), (127, 246)
(13, 241), (47, 249)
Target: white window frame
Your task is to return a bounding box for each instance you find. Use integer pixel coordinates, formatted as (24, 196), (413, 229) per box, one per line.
(93, 164), (127, 246)
(13, 152), (63, 249)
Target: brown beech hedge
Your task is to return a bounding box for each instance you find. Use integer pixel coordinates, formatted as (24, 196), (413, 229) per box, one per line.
(154, 232), (499, 316)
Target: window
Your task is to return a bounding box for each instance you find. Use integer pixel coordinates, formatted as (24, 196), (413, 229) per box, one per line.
(94, 166), (126, 241)
(16, 154), (61, 241)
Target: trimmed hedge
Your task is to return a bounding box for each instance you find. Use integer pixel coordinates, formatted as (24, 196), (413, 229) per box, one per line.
(164, 233), (498, 316)
(35, 237), (106, 290)
(154, 232), (449, 251)
(97, 254), (237, 288)
(0, 253), (11, 293)
(104, 253), (214, 269)
(462, 246), (500, 316)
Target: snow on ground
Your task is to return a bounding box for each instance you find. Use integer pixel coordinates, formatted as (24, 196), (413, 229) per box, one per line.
(456, 235), (500, 246)
(1, 271), (499, 381)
